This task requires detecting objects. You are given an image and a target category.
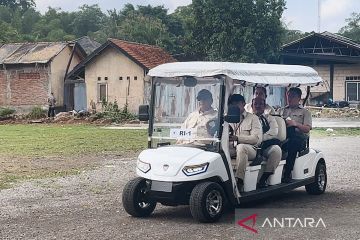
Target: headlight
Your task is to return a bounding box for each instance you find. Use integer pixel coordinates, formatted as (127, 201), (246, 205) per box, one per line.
(137, 159), (151, 173)
(182, 162), (209, 176)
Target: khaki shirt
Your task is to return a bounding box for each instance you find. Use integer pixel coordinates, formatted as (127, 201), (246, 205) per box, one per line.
(231, 112), (262, 147)
(281, 105), (312, 128)
(245, 103), (275, 115)
(182, 108), (218, 139)
(260, 114), (279, 141)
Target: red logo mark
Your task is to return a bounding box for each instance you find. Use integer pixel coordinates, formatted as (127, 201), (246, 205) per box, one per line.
(237, 214), (258, 234)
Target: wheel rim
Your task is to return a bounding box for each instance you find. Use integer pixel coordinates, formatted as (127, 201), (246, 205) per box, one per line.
(317, 168), (326, 191)
(137, 185), (151, 209)
(206, 190), (223, 217)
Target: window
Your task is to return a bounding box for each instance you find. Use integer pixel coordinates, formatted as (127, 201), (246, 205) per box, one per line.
(98, 77), (101, 81)
(98, 84), (107, 102)
(127, 76), (130, 80)
(105, 77), (108, 80)
(19, 73), (40, 80)
(346, 81), (360, 101)
(134, 76), (137, 80)
(119, 77), (123, 80)
(269, 86), (274, 95)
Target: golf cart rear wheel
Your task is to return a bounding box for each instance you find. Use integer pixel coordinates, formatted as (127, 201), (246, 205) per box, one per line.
(305, 161), (327, 195)
(190, 182), (225, 223)
(122, 177), (156, 217)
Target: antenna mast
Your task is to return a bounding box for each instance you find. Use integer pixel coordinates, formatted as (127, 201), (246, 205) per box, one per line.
(318, 0), (321, 33)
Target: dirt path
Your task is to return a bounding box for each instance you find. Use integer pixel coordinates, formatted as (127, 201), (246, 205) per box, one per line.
(0, 137), (359, 240)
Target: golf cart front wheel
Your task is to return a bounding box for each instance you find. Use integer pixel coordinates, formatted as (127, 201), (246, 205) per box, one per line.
(305, 161), (327, 195)
(190, 182), (225, 223)
(122, 177), (156, 217)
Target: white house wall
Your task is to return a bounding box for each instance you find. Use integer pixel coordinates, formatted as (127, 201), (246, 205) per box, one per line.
(85, 47), (145, 113)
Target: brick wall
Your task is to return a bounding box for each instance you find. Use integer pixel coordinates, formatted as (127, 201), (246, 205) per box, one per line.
(0, 71), (6, 105)
(0, 66), (50, 111)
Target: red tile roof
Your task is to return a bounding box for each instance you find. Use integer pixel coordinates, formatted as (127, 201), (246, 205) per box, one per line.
(109, 38), (176, 69)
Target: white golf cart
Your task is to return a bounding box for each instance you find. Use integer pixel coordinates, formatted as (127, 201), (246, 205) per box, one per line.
(122, 62), (327, 223)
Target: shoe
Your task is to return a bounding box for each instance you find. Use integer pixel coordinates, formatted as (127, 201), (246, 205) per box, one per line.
(257, 181), (268, 189)
(236, 178), (244, 192)
(282, 171), (292, 183)
(282, 177), (292, 183)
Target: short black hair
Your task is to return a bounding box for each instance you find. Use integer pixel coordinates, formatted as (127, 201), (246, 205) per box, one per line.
(228, 94), (245, 105)
(253, 86), (267, 97)
(197, 89), (213, 103)
(288, 87), (302, 98)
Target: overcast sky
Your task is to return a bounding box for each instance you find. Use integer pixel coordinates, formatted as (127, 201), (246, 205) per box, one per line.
(34, 0), (360, 33)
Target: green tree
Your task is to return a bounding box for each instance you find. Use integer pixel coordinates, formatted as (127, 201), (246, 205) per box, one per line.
(339, 12), (360, 43)
(20, 8), (40, 34)
(0, 21), (18, 43)
(0, 0), (35, 12)
(72, 4), (106, 37)
(192, 0), (285, 62)
(117, 13), (173, 48)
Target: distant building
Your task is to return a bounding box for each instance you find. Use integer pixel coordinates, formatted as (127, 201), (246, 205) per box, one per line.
(66, 38), (176, 112)
(0, 41), (87, 113)
(281, 31), (360, 105)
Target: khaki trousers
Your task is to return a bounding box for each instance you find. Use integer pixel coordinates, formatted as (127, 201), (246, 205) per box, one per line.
(235, 144), (257, 180)
(262, 145), (281, 173)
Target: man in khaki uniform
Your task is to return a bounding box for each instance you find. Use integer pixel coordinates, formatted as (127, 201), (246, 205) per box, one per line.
(251, 97), (281, 188)
(244, 86), (275, 115)
(181, 89), (218, 143)
(281, 87), (312, 182)
(228, 94), (262, 188)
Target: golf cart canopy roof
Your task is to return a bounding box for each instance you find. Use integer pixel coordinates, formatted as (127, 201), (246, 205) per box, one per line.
(148, 62), (323, 86)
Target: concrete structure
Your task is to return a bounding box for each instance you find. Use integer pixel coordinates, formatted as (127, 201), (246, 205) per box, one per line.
(0, 42), (86, 113)
(281, 32), (360, 105)
(67, 39), (176, 113)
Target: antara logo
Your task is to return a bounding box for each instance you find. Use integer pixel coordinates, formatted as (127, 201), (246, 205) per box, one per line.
(237, 214), (258, 233)
(237, 214), (326, 234)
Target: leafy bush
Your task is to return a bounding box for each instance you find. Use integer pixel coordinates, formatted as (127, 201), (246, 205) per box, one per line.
(99, 100), (136, 123)
(27, 106), (47, 119)
(0, 108), (15, 119)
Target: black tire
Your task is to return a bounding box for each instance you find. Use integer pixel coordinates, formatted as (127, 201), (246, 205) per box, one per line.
(122, 177), (156, 217)
(305, 161), (327, 195)
(189, 182), (225, 223)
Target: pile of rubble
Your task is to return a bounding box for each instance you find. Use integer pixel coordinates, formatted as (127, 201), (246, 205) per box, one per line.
(308, 107), (360, 118)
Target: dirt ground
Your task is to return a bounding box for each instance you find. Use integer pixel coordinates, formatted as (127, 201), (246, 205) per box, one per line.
(0, 136), (359, 240)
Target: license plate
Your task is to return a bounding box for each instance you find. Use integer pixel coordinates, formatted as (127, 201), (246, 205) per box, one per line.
(151, 181), (172, 192)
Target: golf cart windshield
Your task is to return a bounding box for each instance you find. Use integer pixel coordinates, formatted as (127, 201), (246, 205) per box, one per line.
(150, 77), (223, 151)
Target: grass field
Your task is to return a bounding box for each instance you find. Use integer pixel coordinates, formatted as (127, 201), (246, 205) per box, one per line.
(0, 124), (147, 157)
(0, 124), (359, 189)
(0, 124), (147, 189)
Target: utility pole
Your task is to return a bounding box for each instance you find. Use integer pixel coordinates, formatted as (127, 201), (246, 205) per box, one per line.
(318, 0), (321, 33)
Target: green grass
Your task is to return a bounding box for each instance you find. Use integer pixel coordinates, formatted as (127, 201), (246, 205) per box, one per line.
(312, 128), (360, 137)
(0, 124), (148, 189)
(0, 124), (147, 157)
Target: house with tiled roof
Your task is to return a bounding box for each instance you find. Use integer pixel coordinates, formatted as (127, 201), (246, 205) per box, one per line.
(0, 41), (87, 112)
(66, 38), (176, 112)
(281, 31), (360, 105)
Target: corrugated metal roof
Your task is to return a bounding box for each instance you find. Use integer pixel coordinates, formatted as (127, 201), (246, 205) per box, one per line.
(76, 36), (101, 55)
(0, 42), (68, 64)
(282, 31), (360, 50)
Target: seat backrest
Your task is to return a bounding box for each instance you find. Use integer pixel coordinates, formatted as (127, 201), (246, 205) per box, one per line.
(273, 116), (286, 142)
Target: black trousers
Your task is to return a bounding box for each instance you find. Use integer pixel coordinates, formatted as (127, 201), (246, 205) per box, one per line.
(48, 106), (55, 117)
(283, 127), (307, 173)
